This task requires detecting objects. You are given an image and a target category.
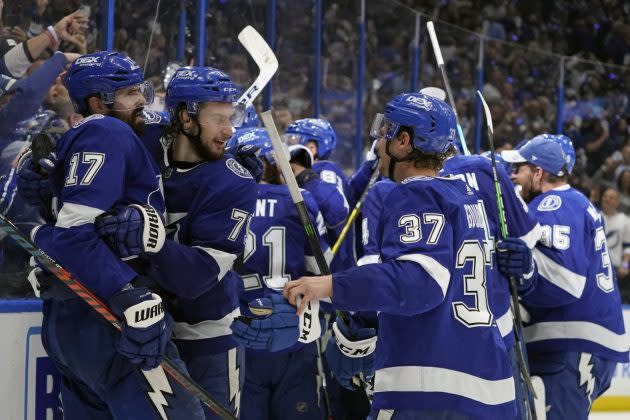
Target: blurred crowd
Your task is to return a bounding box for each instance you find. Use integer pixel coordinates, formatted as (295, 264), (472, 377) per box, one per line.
(0, 0), (629, 299)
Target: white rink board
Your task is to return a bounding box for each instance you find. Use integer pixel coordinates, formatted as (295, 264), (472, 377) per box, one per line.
(0, 300), (61, 420)
(0, 300), (628, 416)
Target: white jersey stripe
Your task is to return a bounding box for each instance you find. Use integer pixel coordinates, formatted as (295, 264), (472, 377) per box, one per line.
(192, 245), (237, 281)
(172, 307), (241, 340)
(396, 254), (451, 297)
(532, 248), (586, 298)
(56, 202), (104, 228)
(374, 365), (515, 406)
(524, 321), (629, 353)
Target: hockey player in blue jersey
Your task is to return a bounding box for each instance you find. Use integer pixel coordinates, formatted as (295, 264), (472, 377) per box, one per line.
(284, 92), (517, 419)
(500, 134), (628, 420)
(226, 127), (331, 420)
(284, 118), (354, 271)
(25, 51), (204, 419)
(95, 66), (258, 419)
(441, 153), (540, 420)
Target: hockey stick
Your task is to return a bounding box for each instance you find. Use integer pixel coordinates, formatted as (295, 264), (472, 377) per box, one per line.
(236, 26), (278, 108)
(332, 165), (380, 256)
(477, 91), (538, 417)
(0, 213), (237, 420)
(426, 21), (470, 156)
(261, 110), (340, 419)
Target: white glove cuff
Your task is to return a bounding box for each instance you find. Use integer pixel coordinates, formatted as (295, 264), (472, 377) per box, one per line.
(332, 320), (378, 358)
(297, 297), (322, 343)
(123, 293), (165, 328)
(129, 204), (166, 254)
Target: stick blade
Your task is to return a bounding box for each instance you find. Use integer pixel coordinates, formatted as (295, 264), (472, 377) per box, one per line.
(237, 26), (279, 106)
(476, 90), (494, 135)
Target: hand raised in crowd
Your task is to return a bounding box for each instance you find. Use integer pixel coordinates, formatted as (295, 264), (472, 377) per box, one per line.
(53, 10), (89, 46)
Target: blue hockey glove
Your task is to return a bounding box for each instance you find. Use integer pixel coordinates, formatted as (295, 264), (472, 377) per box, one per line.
(16, 151), (56, 207)
(230, 294), (325, 352)
(226, 143), (263, 182)
(325, 316), (377, 390)
(95, 204), (166, 258)
(108, 285), (172, 370)
(497, 237), (536, 285)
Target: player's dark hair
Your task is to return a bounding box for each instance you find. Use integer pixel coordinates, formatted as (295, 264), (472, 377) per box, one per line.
(164, 103), (187, 140)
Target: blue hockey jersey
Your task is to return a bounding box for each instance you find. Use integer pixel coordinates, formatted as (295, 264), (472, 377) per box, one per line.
(312, 160), (354, 271)
(442, 155), (541, 347)
(142, 135), (257, 354)
(357, 179), (395, 266)
(32, 114), (165, 299)
(331, 176), (516, 418)
(238, 183), (331, 302)
(521, 185), (629, 362)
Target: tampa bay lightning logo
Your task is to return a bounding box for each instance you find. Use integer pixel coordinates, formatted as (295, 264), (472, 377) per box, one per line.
(537, 195), (562, 212)
(142, 110), (162, 124)
(163, 167), (173, 179)
(226, 158), (253, 179)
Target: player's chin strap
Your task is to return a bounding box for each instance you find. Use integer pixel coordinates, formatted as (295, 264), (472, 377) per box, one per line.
(384, 139), (414, 180)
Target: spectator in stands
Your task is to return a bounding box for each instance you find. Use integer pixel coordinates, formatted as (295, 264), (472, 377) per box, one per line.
(600, 187), (630, 303)
(617, 169), (630, 214)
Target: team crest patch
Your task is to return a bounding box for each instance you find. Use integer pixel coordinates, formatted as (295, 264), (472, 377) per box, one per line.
(226, 158), (253, 179)
(72, 114), (105, 128)
(537, 195), (562, 212)
(142, 110), (162, 124)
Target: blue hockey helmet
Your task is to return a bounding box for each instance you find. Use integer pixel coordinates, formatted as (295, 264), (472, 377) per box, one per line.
(165, 66), (242, 125)
(64, 51), (154, 114)
(370, 92), (457, 154)
(283, 118), (337, 160)
(227, 127), (275, 163)
(502, 135), (570, 176)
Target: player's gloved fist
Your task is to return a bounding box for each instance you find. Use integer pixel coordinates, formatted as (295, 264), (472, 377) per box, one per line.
(497, 237), (535, 280)
(295, 168), (320, 188)
(325, 316), (377, 390)
(108, 285), (172, 370)
(226, 143), (264, 182)
(95, 204), (166, 258)
(365, 139), (379, 169)
(230, 294), (301, 352)
(16, 151), (56, 207)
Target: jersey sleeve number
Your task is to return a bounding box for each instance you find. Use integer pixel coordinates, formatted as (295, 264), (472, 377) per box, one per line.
(452, 240), (493, 327)
(65, 152), (105, 186)
(594, 226), (614, 293)
(398, 213), (445, 245)
(539, 224), (570, 250)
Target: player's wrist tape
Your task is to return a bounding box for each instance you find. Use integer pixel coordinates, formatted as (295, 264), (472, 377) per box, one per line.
(129, 204), (166, 254)
(122, 293), (165, 328)
(297, 297), (322, 343)
(332, 321), (377, 358)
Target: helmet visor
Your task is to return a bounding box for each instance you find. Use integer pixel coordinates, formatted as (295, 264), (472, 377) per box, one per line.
(370, 113), (397, 141)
